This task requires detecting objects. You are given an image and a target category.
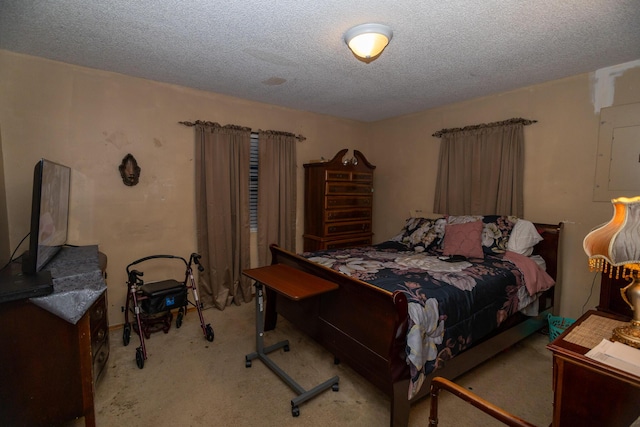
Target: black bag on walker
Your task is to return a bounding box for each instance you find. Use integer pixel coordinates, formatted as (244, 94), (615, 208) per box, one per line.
(139, 279), (188, 314)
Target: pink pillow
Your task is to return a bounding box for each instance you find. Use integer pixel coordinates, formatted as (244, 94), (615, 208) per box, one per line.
(442, 221), (484, 259)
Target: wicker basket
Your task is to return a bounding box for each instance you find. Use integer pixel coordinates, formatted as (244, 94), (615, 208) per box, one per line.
(547, 313), (576, 341)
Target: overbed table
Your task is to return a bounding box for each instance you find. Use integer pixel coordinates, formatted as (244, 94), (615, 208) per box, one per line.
(243, 263), (340, 417)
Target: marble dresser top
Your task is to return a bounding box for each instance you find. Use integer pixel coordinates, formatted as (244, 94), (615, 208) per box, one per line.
(31, 245), (106, 324)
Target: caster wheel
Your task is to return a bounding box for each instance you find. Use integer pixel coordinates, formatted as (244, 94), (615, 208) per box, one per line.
(205, 324), (214, 342)
(291, 406), (300, 417)
(176, 312), (183, 329)
(284, 344), (290, 352)
(245, 358), (252, 368)
(332, 383), (339, 392)
(135, 347), (145, 369)
(123, 323), (131, 346)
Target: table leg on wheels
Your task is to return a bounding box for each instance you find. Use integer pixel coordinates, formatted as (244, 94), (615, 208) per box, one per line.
(290, 375), (340, 415)
(245, 283), (289, 365)
(245, 282), (339, 417)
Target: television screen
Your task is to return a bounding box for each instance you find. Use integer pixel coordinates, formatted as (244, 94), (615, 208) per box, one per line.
(22, 159), (71, 274)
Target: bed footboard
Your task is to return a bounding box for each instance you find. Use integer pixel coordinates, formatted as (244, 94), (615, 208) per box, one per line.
(266, 244), (411, 397)
(265, 222), (562, 427)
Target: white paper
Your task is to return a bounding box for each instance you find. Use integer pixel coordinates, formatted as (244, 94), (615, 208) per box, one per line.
(586, 339), (640, 377)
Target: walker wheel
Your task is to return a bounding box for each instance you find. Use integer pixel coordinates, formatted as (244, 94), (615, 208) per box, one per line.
(123, 323), (131, 346)
(284, 344), (290, 352)
(176, 312), (183, 329)
(136, 347), (145, 369)
(291, 405), (300, 417)
(205, 324), (214, 342)
(332, 383), (339, 392)
(245, 357), (252, 368)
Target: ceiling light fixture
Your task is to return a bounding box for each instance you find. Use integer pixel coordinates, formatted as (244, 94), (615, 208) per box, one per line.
(344, 23), (393, 63)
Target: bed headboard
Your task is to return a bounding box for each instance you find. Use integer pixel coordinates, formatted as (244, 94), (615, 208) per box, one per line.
(531, 222), (563, 282)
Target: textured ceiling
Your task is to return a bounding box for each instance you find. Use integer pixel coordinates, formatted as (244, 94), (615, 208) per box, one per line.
(1, 1), (639, 122)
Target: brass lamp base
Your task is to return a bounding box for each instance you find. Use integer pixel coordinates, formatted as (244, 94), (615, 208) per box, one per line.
(612, 320), (640, 349)
(610, 271), (640, 348)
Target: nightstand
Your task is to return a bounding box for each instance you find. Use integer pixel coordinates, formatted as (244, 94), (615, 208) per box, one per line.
(547, 310), (640, 427)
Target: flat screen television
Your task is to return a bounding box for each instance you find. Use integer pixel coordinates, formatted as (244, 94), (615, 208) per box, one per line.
(22, 159), (71, 274)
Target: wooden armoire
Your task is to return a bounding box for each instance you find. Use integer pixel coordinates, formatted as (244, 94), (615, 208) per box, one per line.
(303, 149), (375, 252)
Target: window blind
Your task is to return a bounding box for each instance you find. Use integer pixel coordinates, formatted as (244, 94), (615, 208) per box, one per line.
(249, 132), (258, 231)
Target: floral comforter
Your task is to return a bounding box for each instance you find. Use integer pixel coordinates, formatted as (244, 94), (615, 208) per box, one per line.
(303, 242), (549, 399)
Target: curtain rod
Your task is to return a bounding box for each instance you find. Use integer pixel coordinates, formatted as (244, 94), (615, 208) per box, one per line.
(432, 117), (537, 138)
(179, 120), (306, 141)
(257, 129), (306, 142)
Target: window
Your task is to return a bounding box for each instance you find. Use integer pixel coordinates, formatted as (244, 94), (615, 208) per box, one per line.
(249, 132), (258, 231)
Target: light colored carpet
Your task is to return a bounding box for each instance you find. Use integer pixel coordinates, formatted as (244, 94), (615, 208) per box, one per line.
(90, 301), (553, 426)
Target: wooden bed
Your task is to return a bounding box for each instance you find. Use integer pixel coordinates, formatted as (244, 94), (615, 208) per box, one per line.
(263, 222), (562, 427)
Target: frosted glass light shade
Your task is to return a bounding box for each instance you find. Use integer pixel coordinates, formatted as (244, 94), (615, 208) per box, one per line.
(344, 23), (392, 60)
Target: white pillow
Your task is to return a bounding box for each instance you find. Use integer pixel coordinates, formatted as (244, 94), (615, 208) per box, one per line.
(507, 219), (543, 256)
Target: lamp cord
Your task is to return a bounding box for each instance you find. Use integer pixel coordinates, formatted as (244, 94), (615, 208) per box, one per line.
(581, 272), (599, 315)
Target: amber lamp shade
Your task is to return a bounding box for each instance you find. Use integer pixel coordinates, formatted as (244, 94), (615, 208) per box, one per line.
(583, 196), (640, 348)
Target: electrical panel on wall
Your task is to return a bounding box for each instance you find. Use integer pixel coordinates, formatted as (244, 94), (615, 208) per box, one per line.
(593, 103), (640, 201)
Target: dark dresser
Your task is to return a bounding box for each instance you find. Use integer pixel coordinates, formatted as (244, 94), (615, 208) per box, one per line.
(303, 149), (375, 252)
(0, 246), (108, 427)
(547, 269), (639, 427)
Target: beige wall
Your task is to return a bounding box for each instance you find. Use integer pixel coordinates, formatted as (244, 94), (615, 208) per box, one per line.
(368, 64), (640, 319)
(0, 128), (9, 265)
(0, 50), (369, 323)
(1, 48), (639, 324)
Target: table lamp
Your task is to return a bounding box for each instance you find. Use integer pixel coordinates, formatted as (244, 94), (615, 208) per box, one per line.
(583, 196), (640, 348)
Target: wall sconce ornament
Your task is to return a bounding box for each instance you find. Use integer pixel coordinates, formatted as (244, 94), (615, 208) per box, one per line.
(119, 153), (141, 186)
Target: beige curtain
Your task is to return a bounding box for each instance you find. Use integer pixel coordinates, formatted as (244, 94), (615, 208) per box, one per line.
(256, 131), (297, 266)
(434, 122), (524, 217)
(195, 123), (252, 310)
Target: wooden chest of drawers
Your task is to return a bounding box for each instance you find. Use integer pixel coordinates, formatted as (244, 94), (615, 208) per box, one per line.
(0, 251), (109, 427)
(90, 292), (110, 382)
(303, 149), (375, 252)
(0, 291), (109, 426)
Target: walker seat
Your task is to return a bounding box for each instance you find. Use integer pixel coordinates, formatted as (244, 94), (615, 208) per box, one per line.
(139, 280), (188, 314)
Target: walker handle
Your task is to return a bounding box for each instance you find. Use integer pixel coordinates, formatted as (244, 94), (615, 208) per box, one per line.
(191, 253), (205, 272)
(128, 269), (144, 285)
